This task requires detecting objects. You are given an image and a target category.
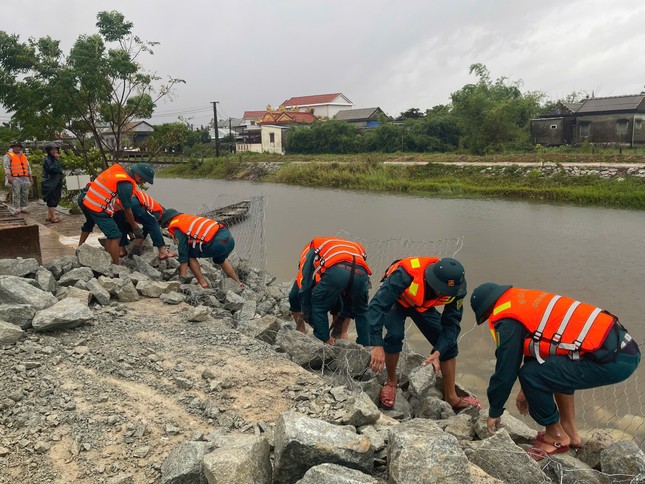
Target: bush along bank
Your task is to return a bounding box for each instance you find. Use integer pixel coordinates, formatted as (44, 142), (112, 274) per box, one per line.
(160, 156), (645, 210)
(1, 241), (644, 482)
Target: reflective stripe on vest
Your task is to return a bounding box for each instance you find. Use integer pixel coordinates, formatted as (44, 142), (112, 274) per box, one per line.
(83, 164), (134, 215)
(384, 257), (453, 312)
(309, 237), (371, 276)
(488, 288), (614, 363)
(295, 244), (314, 288)
(7, 152), (29, 177)
(168, 214), (221, 250)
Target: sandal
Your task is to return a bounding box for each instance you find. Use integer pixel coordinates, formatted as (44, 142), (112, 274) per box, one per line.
(536, 431), (582, 449)
(451, 395), (483, 412)
(380, 383), (397, 409)
(526, 440), (569, 461)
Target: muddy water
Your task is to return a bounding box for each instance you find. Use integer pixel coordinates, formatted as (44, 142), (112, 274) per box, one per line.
(151, 178), (645, 438)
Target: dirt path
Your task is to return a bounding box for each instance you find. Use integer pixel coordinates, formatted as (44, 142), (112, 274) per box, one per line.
(0, 298), (314, 483)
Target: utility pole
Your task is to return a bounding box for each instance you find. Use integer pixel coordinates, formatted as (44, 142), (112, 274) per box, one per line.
(211, 101), (220, 157)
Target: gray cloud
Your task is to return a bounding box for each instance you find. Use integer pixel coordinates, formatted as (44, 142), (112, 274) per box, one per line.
(1, 0), (644, 126)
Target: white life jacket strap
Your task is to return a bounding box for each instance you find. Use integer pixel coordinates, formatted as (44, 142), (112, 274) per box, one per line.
(534, 295), (561, 364)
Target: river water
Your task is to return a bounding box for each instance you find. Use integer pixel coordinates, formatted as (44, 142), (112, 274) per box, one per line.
(151, 178), (645, 439)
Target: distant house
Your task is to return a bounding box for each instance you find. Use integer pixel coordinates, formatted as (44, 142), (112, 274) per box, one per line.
(531, 94), (645, 147)
(236, 109), (318, 154)
(334, 107), (387, 128)
(280, 93), (353, 118)
(100, 120), (155, 149)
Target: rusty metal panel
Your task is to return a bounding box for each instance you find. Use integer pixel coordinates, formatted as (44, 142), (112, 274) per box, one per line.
(0, 204), (42, 263)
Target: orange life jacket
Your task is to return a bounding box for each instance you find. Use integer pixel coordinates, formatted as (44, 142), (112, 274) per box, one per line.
(6, 151), (30, 177)
(114, 187), (164, 219)
(384, 257), (455, 312)
(488, 287), (616, 363)
(167, 213), (223, 249)
(83, 164), (136, 215)
(309, 237), (372, 276)
(295, 243), (317, 288)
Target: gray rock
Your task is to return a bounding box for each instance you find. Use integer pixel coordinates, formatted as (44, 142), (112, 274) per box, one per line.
(0, 320), (26, 344)
(32, 298), (93, 332)
(440, 413), (475, 441)
(161, 441), (211, 484)
(188, 306), (211, 322)
(98, 275), (118, 295)
(106, 474), (134, 484)
(414, 396), (454, 420)
(85, 278), (111, 305)
(57, 286), (93, 304)
(235, 300), (257, 322)
(0, 275), (58, 309)
(275, 328), (326, 369)
(115, 279), (140, 302)
(43, 258), (64, 279)
(224, 290), (246, 311)
(466, 428), (547, 484)
(327, 340), (371, 378)
(357, 426), (386, 452)
(473, 410), (535, 444)
(132, 255), (162, 279)
(0, 304), (35, 329)
(576, 429), (620, 469)
(397, 345), (426, 385)
(600, 440), (645, 478)
(203, 435), (272, 484)
(273, 411), (374, 483)
(236, 315), (281, 344)
(160, 291), (185, 305)
(0, 257), (39, 277)
(58, 266), (95, 286)
(407, 363), (438, 399)
(542, 453), (605, 484)
(136, 280), (174, 298)
(388, 419), (470, 483)
(76, 243), (113, 274)
(35, 266), (57, 293)
(383, 388), (412, 420)
(341, 392), (381, 427)
(359, 379), (382, 405)
(468, 463), (503, 483)
(295, 463), (377, 484)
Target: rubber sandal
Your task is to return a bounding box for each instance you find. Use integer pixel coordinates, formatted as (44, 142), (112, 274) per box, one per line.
(451, 395), (483, 412)
(380, 383), (397, 409)
(536, 431), (582, 449)
(526, 441), (569, 461)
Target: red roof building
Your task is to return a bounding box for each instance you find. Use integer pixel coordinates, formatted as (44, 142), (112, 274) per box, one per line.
(279, 93), (353, 118)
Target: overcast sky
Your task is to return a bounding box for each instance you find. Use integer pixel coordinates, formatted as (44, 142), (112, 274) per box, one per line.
(1, 0), (645, 128)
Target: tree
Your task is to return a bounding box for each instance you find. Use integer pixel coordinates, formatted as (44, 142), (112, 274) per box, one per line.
(0, 11), (183, 174)
(399, 107), (424, 120)
(450, 63), (543, 154)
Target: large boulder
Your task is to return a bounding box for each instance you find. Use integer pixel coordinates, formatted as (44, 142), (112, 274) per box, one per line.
(407, 362), (438, 399)
(202, 435), (271, 484)
(236, 315), (281, 344)
(0, 276), (58, 309)
(295, 463), (377, 484)
(0, 320), (26, 345)
(576, 429), (621, 469)
(132, 255), (162, 279)
(0, 304), (36, 329)
(0, 257), (39, 277)
(341, 392), (381, 427)
(542, 453), (605, 484)
(465, 429), (547, 484)
(34, 266), (57, 293)
(58, 267), (95, 287)
(273, 411), (373, 483)
(76, 244), (113, 275)
(161, 441), (211, 484)
(388, 419), (470, 484)
(600, 440), (645, 478)
(474, 410), (535, 444)
(115, 279), (140, 302)
(32, 298), (94, 332)
(86, 278), (111, 305)
(326, 340), (371, 378)
(275, 328), (327, 370)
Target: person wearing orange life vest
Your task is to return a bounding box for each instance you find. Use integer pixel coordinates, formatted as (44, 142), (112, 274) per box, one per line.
(80, 162), (155, 264)
(289, 242), (349, 337)
(299, 237), (372, 344)
(3, 141), (33, 214)
(470, 283), (640, 461)
(112, 188), (175, 260)
(367, 257), (482, 411)
(159, 208), (242, 288)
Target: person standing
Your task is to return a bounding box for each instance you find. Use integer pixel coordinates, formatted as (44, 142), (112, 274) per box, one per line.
(470, 283), (640, 460)
(41, 142), (64, 223)
(159, 208), (242, 288)
(3, 141), (33, 215)
(298, 237), (372, 345)
(81, 162), (154, 264)
(367, 257), (482, 411)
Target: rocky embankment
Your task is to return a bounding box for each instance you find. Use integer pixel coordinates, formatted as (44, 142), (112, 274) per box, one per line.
(1, 241), (644, 483)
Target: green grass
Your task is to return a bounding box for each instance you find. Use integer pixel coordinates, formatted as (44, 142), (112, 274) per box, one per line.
(158, 153), (645, 209)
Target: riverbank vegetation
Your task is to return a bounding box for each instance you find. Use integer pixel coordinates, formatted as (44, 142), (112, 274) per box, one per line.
(160, 152), (645, 209)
